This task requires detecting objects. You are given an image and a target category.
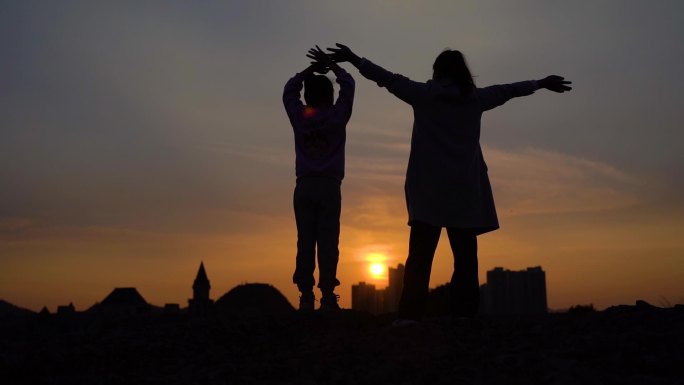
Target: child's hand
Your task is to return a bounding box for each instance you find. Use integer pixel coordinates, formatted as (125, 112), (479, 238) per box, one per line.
(306, 45), (335, 68)
(310, 61), (329, 74)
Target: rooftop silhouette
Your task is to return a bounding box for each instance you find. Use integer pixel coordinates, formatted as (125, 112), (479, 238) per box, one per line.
(0, 299), (33, 317)
(89, 287), (151, 316)
(216, 283), (294, 316)
(189, 261), (214, 315)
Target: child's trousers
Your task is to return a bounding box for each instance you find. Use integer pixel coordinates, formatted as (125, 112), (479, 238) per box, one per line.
(292, 177), (341, 293)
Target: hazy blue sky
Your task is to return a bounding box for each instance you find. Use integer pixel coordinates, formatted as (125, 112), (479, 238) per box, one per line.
(2, 1), (683, 310)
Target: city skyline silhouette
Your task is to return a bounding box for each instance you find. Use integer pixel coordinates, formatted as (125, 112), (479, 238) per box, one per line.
(1, 262), (555, 315)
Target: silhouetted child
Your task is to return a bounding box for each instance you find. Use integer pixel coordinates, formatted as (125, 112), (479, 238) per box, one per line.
(283, 48), (355, 311)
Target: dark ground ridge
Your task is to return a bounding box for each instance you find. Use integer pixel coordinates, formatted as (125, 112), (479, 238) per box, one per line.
(1, 304), (683, 385)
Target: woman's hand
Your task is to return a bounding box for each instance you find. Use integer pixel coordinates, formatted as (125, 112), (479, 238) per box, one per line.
(538, 75), (572, 93)
(326, 43), (362, 68)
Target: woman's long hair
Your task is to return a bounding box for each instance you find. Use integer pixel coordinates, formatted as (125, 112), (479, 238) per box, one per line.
(432, 50), (475, 95)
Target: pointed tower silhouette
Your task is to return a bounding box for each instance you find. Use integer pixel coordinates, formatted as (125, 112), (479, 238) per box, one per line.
(188, 261), (214, 315)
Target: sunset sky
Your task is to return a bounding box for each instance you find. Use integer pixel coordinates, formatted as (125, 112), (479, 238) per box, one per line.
(2, 1), (683, 311)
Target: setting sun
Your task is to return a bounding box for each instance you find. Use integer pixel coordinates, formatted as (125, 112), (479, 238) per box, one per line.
(369, 263), (384, 278)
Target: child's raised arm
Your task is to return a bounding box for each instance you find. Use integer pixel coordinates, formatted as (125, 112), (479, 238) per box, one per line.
(283, 61), (330, 121)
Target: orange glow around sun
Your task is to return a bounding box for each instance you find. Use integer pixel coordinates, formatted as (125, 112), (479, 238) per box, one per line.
(369, 263), (384, 278)
(364, 252), (389, 281)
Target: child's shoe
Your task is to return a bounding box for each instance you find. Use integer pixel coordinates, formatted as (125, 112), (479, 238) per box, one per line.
(319, 292), (341, 311)
(299, 291), (315, 312)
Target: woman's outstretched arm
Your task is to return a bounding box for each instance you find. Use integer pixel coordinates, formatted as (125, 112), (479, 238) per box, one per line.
(478, 75), (572, 111)
(327, 43), (426, 105)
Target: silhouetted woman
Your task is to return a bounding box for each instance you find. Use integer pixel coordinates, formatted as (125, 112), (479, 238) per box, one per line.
(322, 44), (571, 322)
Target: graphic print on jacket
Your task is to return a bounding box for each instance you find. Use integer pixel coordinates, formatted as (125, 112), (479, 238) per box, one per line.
(301, 128), (330, 159)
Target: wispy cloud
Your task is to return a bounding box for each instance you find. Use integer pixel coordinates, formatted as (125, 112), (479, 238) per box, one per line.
(346, 143), (642, 218)
(485, 146), (641, 216)
(193, 141), (292, 168)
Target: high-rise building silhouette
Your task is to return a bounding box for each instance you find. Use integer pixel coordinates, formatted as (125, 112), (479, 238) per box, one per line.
(188, 261), (214, 315)
(351, 263), (405, 314)
(386, 264), (405, 312)
(480, 266), (547, 315)
(351, 282), (380, 314)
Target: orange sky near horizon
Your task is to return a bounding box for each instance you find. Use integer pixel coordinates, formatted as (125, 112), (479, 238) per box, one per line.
(3, 147), (683, 312)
